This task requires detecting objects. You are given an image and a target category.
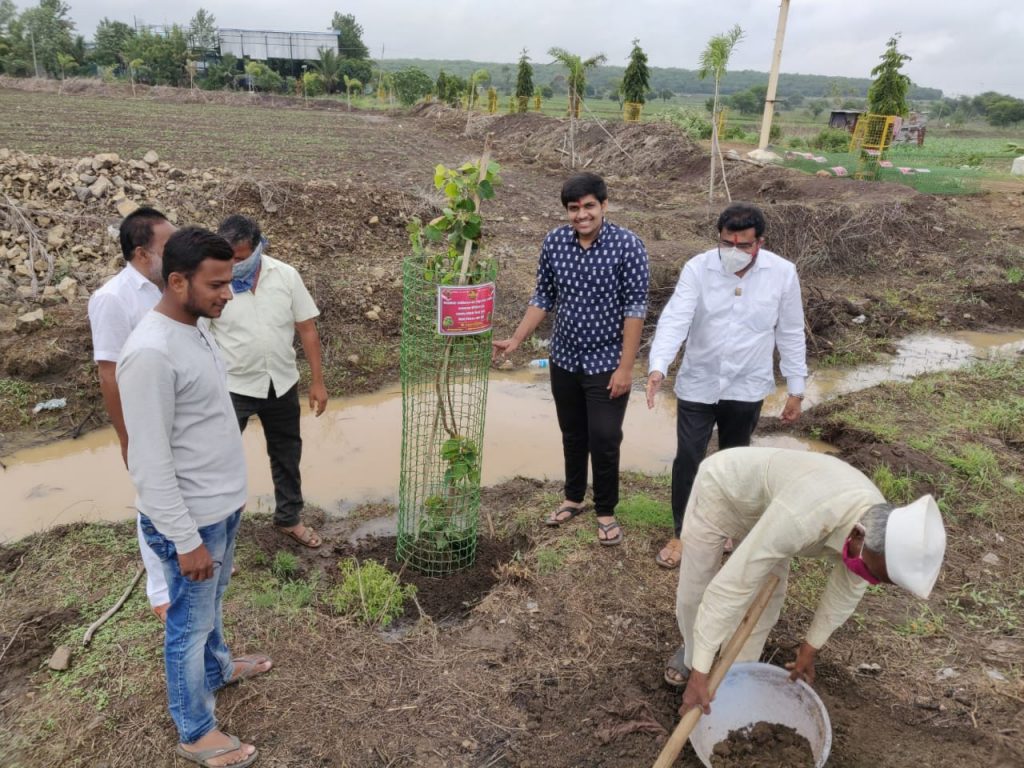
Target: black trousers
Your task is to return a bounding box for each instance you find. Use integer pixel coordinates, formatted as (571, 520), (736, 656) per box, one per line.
(231, 383), (304, 527)
(671, 398), (763, 536)
(550, 364), (631, 518)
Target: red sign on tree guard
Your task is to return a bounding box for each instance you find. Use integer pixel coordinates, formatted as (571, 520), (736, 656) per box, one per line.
(436, 283), (495, 336)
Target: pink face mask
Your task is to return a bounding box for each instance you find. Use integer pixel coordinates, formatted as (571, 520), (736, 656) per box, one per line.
(842, 536), (881, 585)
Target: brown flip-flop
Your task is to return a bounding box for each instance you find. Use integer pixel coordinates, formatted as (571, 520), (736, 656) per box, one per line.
(656, 538), (682, 569)
(545, 503), (587, 527)
(176, 734), (258, 768)
(597, 520), (623, 546)
(275, 525), (322, 548)
(223, 654), (273, 687)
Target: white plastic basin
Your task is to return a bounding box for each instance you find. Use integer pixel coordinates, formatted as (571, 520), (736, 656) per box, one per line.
(688, 662), (832, 768)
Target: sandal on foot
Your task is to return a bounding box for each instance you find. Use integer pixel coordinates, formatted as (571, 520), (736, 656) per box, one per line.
(597, 520), (623, 547)
(275, 525), (322, 548)
(175, 735), (258, 768)
(545, 503), (587, 527)
(224, 654), (273, 687)
(664, 644), (691, 688)
(655, 538), (682, 569)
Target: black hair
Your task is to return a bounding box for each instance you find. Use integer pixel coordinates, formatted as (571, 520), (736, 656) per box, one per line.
(717, 202), (767, 238)
(161, 227), (234, 284)
(560, 172), (608, 207)
(119, 207), (169, 262)
(217, 214), (262, 250)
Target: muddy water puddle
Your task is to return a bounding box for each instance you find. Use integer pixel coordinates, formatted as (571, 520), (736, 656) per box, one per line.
(3, 330), (1022, 542)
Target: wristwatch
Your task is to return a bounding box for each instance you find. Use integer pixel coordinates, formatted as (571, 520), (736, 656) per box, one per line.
(788, 393), (805, 400)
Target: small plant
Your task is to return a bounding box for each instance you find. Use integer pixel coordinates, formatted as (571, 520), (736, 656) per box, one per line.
(808, 128), (850, 152)
(871, 465), (915, 504)
(659, 107), (712, 140)
(1006, 266), (1024, 285)
(330, 558), (415, 627)
(271, 550), (300, 580)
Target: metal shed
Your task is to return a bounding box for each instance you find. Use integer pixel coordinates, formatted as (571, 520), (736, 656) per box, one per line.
(218, 29), (338, 61)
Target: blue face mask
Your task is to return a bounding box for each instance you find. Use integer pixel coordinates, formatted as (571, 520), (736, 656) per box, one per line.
(231, 238), (266, 293)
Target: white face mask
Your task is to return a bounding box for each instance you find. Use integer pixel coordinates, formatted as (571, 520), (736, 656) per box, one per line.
(719, 246), (753, 275)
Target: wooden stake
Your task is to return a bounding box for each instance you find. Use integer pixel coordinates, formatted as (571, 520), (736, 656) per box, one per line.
(652, 574), (782, 768)
(82, 565), (144, 647)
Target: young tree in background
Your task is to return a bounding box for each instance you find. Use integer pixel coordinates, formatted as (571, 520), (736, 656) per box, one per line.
(19, 0), (75, 76)
(332, 12), (368, 60)
(867, 34), (911, 117)
(622, 38), (650, 105)
(514, 48), (533, 113)
(698, 24), (743, 207)
(92, 18), (134, 67)
(312, 47), (344, 93)
(547, 47), (606, 119)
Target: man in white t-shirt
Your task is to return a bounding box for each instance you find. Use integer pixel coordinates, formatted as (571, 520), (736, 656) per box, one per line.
(87, 207), (175, 620)
(210, 215), (327, 549)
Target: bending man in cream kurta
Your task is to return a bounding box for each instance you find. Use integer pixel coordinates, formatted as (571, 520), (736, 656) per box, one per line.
(669, 447), (946, 716)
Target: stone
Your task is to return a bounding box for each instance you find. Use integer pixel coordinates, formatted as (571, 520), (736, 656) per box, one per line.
(143, 150), (159, 165)
(56, 276), (78, 302)
(981, 552), (1001, 566)
(1011, 156), (1024, 177)
(129, 160), (149, 171)
(89, 176), (112, 198)
(370, 267), (387, 280)
(46, 225), (66, 248)
(16, 308), (45, 332)
(365, 309), (380, 321)
(112, 175), (126, 188)
(367, 215), (380, 226)
(936, 667), (959, 681)
(986, 668), (1008, 683)
(747, 148), (783, 163)
(92, 152), (120, 170)
(167, 168), (186, 181)
(815, 170), (831, 178)
(116, 199), (139, 217)
(47, 645), (72, 671)
(346, 354), (360, 365)
(73, 186), (90, 202)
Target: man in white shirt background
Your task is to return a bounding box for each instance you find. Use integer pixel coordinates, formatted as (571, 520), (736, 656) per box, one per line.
(211, 215), (327, 549)
(646, 202), (808, 574)
(87, 206), (175, 620)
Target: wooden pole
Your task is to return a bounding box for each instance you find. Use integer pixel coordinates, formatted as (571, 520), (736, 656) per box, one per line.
(757, 0), (791, 151)
(652, 574), (782, 768)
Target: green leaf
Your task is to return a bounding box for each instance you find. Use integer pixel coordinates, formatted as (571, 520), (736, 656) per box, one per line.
(434, 164), (447, 188)
(463, 220), (481, 240)
(478, 179), (495, 199)
(455, 198), (476, 212)
(444, 181), (459, 200)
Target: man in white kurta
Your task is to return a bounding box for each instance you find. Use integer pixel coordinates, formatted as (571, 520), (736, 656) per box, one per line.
(671, 446), (946, 713)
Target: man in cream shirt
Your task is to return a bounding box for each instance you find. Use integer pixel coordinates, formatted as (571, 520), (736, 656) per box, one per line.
(646, 202), (807, 571)
(667, 446), (946, 717)
(210, 215), (327, 548)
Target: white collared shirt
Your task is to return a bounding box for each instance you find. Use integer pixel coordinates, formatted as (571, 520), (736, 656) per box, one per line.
(209, 254), (319, 399)
(88, 263), (162, 362)
(648, 247), (807, 403)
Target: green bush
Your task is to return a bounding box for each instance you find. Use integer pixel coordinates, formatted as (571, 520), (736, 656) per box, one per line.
(660, 108), (712, 141)
(808, 128), (850, 152)
(329, 559), (415, 627)
(786, 136), (807, 149)
(302, 71), (326, 97)
(271, 550), (300, 580)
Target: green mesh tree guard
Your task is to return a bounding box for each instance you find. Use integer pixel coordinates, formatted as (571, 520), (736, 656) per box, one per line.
(397, 258), (497, 575)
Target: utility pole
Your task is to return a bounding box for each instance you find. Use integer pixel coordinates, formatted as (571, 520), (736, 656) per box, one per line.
(29, 29), (40, 78)
(757, 0), (791, 151)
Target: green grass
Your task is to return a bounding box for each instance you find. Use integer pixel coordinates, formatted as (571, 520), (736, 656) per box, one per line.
(615, 493), (672, 529)
(870, 465), (916, 505)
(271, 550), (300, 580)
(943, 443), (1001, 491)
(328, 558), (414, 627)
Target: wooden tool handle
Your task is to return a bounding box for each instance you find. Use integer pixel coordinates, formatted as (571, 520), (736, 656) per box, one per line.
(652, 573), (782, 768)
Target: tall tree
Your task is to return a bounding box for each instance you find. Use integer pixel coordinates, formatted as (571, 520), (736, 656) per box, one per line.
(621, 38), (650, 104)
(547, 47), (606, 118)
(867, 34), (911, 117)
(188, 8), (218, 52)
(124, 25), (188, 86)
(514, 48), (533, 108)
(91, 18), (134, 67)
(19, 0), (75, 76)
(697, 24), (743, 206)
(331, 12), (368, 60)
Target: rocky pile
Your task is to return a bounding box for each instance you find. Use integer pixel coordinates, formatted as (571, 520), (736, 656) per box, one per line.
(0, 147), (229, 331)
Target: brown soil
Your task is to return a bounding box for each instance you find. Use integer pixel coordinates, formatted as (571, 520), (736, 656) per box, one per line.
(0, 607), (79, 699)
(712, 721), (815, 767)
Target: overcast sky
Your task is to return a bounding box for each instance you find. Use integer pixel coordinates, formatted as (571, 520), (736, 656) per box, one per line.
(49, 0), (1022, 98)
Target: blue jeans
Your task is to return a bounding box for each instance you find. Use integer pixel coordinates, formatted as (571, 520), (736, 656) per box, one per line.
(139, 509), (241, 744)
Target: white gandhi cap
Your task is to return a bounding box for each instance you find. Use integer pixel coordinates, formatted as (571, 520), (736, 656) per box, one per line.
(884, 494), (946, 599)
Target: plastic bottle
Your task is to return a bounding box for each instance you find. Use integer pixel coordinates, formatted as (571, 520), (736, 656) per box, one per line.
(528, 358), (549, 369)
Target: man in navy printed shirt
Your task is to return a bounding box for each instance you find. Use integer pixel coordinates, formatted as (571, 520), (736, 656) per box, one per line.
(494, 172), (649, 545)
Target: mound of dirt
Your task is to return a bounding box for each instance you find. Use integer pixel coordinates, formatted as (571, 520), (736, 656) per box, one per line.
(712, 721), (815, 767)
(0, 607), (79, 698)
